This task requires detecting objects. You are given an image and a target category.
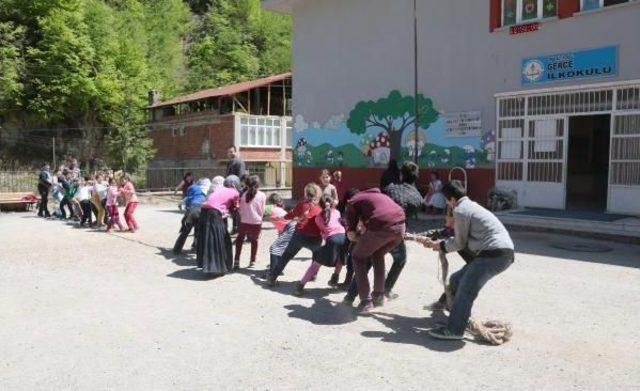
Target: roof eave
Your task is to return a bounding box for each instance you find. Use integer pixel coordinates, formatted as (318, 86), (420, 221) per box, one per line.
(148, 72), (292, 109)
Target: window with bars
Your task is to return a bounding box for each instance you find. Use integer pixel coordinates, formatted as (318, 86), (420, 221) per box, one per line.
(503, 0), (557, 26)
(240, 116), (282, 147)
(611, 115), (640, 186)
(497, 119), (525, 180)
(499, 97), (525, 117)
(617, 88), (640, 110)
(527, 90), (613, 116)
(527, 119), (564, 183)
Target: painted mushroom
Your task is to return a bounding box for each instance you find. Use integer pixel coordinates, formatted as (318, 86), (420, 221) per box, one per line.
(405, 130), (426, 158)
(369, 132), (391, 166)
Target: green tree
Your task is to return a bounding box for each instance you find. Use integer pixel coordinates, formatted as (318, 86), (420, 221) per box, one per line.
(25, 0), (97, 122)
(142, 0), (190, 98)
(186, 0), (290, 90)
(346, 90), (439, 161)
(0, 22), (25, 114)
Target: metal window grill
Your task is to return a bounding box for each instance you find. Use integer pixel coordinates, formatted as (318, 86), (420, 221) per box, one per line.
(499, 97), (525, 118)
(617, 88), (640, 111)
(611, 114), (640, 186)
(527, 90), (613, 116)
(497, 118), (525, 181)
(526, 119), (564, 183)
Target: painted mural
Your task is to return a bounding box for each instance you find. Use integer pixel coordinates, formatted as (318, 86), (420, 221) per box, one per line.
(293, 90), (496, 169)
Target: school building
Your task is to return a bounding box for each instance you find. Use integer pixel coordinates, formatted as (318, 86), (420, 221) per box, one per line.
(146, 73), (293, 189)
(263, 0), (640, 214)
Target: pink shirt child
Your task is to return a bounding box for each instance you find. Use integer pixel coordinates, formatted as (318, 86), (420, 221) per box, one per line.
(269, 205), (289, 233)
(106, 186), (120, 207)
(201, 186), (240, 217)
(314, 209), (346, 240)
(239, 190), (266, 225)
(121, 181), (138, 204)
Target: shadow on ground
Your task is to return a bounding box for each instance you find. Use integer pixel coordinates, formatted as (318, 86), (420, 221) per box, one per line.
(166, 267), (224, 281)
(284, 298), (358, 326)
(156, 247), (198, 267)
(362, 311), (465, 352)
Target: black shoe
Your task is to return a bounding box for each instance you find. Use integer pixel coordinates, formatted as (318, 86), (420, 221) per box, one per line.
(266, 275), (278, 287)
(233, 261), (240, 270)
(328, 273), (339, 287)
(293, 282), (305, 297)
(428, 326), (463, 340)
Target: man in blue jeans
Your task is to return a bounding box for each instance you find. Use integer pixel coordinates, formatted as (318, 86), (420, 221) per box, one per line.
(422, 182), (514, 340)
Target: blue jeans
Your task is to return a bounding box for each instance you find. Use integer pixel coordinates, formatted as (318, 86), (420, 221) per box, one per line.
(347, 241), (407, 299)
(447, 252), (514, 335)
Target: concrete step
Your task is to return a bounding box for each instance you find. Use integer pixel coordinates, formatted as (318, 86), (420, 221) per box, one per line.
(496, 209), (640, 243)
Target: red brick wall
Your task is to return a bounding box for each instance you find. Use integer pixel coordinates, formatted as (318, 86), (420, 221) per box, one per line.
(292, 167), (495, 206)
(239, 147), (283, 161)
(149, 114), (235, 161)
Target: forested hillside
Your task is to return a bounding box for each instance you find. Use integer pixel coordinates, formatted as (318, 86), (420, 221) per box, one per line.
(0, 0), (291, 171)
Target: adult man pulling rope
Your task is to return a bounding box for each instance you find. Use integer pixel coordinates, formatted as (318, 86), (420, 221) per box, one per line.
(418, 181), (515, 341)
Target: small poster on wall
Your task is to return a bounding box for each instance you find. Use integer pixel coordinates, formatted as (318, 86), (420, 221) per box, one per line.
(444, 111), (482, 138)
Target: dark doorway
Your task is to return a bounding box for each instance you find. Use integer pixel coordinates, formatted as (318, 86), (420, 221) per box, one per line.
(566, 115), (610, 210)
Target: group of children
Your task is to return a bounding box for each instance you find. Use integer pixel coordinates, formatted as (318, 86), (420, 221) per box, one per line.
(37, 164), (139, 233)
(177, 167), (427, 307)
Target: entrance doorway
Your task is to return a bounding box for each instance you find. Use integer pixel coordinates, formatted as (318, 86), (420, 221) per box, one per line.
(566, 115), (610, 210)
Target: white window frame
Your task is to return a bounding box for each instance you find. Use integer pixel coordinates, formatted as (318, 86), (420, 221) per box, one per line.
(502, 0), (557, 26)
(239, 115), (284, 148)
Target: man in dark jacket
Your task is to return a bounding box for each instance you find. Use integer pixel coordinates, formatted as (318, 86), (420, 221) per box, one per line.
(225, 146), (246, 178)
(37, 163), (52, 218)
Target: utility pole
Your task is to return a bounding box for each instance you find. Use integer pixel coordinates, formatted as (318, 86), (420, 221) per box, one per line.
(413, 0), (420, 164)
(52, 137), (57, 169)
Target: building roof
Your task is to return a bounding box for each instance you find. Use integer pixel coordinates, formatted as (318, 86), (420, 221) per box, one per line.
(149, 72), (292, 109)
(261, 0), (298, 14)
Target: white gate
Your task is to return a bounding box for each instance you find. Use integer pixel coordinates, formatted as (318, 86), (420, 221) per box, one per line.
(496, 80), (640, 213)
(609, 86), (640, 214)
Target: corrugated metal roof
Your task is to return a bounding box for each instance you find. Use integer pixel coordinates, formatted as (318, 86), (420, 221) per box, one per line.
(149, 72), (292, 109)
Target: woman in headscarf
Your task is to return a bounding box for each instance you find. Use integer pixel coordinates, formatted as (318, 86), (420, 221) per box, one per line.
(196, 176), (240, 275)
(209, 175), (225, 195)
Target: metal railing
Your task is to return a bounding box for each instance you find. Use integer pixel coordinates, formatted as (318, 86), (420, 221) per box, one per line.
(0, 171), (39, 193)
(0, 163), (293, 194)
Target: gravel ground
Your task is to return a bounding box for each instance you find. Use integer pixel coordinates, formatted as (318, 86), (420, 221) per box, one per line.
(1, 203), (639, 390)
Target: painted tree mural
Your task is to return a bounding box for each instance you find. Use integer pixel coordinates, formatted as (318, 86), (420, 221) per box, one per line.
(346, 90), (439, 161)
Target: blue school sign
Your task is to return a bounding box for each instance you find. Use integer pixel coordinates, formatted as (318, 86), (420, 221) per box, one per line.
(522, 46), (618, 85)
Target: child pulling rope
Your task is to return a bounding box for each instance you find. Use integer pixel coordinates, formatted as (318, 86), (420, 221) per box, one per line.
(406, 233), (513, 345)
